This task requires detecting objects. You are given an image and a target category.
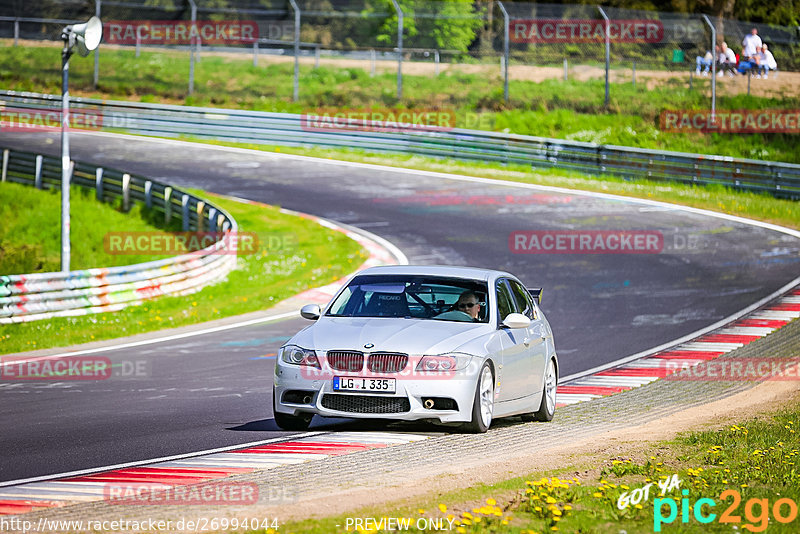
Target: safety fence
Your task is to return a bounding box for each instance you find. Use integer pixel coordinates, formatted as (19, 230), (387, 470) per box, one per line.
(0, 145), (238, 324)
(2, 90), (798, 199)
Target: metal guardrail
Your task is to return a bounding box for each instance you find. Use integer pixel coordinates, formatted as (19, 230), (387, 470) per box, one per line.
(2, 90), (797, 199)
(0, 147), (238, 324)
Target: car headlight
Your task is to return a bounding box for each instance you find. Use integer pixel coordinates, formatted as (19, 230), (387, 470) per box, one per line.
(416, 353), (473, 372)
(279, 345), (321, 368)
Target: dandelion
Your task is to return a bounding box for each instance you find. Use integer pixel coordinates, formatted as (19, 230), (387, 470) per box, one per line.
(438, 504), (447, 513)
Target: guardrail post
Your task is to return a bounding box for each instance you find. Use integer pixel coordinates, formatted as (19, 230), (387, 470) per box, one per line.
(34, 155), (43, 189)
(1, 149), (8, 182)
(164, 186), (173, 223)
(121, 173), (131, 211)
(95, 167), (104, 201)
(181, 194), (190, 231)
(196, 200), (206, 231)
(208, 208), (217, 232)
(144, 180), (153, 208)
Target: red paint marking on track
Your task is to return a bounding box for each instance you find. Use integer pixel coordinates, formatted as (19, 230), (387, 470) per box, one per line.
(769, 303), (800, 311)
(734, 319), (788, 328)
(596, 368), (673, 377)
(650, 351), (723, 360)
(233, 441), (384, 456)
(63, 472), (227, 484)
(697, 334), (761, 343)
(113, 467), (254, 475)
(557, 385), (632, 395)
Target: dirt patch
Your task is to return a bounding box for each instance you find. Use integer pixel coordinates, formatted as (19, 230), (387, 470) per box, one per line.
(269, 369), (800, 521)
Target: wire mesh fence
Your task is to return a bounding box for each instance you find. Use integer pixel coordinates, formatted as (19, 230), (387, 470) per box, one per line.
(1, 1), (798, 105)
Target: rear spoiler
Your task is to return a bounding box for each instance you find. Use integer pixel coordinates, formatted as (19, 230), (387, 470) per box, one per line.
(528, 287), (543, 305)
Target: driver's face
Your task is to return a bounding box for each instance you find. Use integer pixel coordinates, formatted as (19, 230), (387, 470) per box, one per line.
(456, 297), (480, 319)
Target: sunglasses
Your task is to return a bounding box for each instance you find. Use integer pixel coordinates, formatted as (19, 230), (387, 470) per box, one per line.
(457, 302), (480, 309)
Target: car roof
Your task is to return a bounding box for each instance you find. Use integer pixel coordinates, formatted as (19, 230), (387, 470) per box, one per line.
(355, 265), (514, 282)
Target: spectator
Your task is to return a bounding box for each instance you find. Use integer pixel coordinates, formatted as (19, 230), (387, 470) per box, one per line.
(737, 48), (756, 76)
(758, 44), (778, 78)
(696, 49), (714, 75)
(742, 28), (762, 61)
(717, 42), (737, 77)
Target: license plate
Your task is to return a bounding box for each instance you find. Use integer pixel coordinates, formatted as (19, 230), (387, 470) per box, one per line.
(333, 376), (396, 393)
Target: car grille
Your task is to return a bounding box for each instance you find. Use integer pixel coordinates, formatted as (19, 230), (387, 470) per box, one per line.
(367, 352), (408, 373)
(327, 351), (364, 372)
(321, 394), (411, 414)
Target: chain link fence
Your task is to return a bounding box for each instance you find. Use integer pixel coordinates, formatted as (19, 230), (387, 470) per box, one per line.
(1, 1), (798, 105)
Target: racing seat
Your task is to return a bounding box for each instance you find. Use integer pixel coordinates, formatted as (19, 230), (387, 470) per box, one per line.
(363, 292), (411, 317)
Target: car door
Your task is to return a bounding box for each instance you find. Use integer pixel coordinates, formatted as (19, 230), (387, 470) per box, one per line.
(508, 278), (547, 398)
(495, 278), (533, 401)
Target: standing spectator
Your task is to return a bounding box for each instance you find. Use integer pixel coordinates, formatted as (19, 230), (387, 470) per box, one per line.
(717, 42), (737, 77)
(758, 44), (778, 78)
(742, 28), (762, 61)
(696, 49), (714, 75)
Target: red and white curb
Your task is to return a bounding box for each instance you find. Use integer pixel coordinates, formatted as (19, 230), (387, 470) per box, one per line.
(0, 432), (430, 515)
(556, 288), (800, 406)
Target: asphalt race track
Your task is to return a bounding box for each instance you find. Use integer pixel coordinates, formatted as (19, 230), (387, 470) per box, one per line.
(1, 131), (798, 483)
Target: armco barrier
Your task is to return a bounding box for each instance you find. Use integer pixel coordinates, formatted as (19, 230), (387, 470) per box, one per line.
(0, 147), (238, 324)
(1, 90), (799, 199)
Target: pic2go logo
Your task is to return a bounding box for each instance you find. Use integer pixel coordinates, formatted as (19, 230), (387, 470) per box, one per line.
(654, 489), (799, 532)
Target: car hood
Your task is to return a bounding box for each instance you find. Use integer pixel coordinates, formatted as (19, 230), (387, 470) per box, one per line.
(291, 317), (494, 355)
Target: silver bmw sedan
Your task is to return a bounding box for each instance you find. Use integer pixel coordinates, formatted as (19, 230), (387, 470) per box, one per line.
(273, 265), (558, 433)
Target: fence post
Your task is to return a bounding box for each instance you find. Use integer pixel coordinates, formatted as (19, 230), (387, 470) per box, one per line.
(135, 34), (140, 57)
(315, 45), (320, 68)
(632, 60), (636, 89)
(164, 186), (173, 223)
(598, 6), (610, 108)
(208, 207), (218, 232)
(34, 155), (43, 189)
(253, 40), (258, 66)
(391, 0), (403, 100)
(181, 194), (190, 231)
(370, 49), (376, 77)
(701, 14), (716, 121)
(188, 0), (197, 95)
(93, 0), (101, 89)
(434, 49), (439, 76)
(13, 19), (19, 46)
(1, 149), (8, 182)
(564, 58), (568, 81)
(95, 168), (104, 201)
(498, 1), (509, 103)
(144, 180), (153, 208)
(288, 0), (301, 102)
(121, 173), (131, 211)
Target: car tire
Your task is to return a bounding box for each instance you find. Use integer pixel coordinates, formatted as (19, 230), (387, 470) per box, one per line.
(273, 389), (313, 430)
(522, 357), (557, 422)
(462, 362), (494, 433)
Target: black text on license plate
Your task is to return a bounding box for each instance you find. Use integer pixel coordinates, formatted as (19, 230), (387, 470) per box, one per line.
(333, 376), (396, 393)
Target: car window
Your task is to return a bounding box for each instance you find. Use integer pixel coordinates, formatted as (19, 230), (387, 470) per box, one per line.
(508, 279), (535, 319)
(496, 279), (515, 321)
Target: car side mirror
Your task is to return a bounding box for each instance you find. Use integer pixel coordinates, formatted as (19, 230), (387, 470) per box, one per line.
(300, 304), (321, 320)
(502, 313), (531, 329)
(528, 287), (543, 305)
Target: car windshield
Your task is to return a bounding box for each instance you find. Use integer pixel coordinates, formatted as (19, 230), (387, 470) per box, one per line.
(326, 275), (490, 323)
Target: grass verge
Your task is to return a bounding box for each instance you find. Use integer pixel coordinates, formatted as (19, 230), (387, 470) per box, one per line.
(181, 138), (800, 232)
(276, 396), (800, 533)
(0, 181), (179, 274)
(2, 41), (798, 163)
(0, 191), (366, 354)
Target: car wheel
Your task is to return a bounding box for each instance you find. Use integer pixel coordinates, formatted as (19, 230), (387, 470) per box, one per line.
(273, 389), (313, 430)
(523, 357), (557, 422)
(462, 362), (494, 433)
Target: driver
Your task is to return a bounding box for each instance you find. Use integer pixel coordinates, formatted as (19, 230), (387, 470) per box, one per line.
(455, 290), (483, 321)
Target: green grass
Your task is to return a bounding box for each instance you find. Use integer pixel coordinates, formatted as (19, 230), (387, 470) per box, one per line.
(0, 191), (366, 354)
(0, 181), (179, 274)
(273, 399), (800, 533)
(2, 42), (799, 163)
(180, 138), (800, 232)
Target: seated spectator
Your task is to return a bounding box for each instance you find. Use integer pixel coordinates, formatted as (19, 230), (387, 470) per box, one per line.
(742, 28), (762, 62)
(757, 44), (778, 78)
(696, 49), (714, 75)
(717, 42), (737, 77)
(737, 50), (756, 76)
